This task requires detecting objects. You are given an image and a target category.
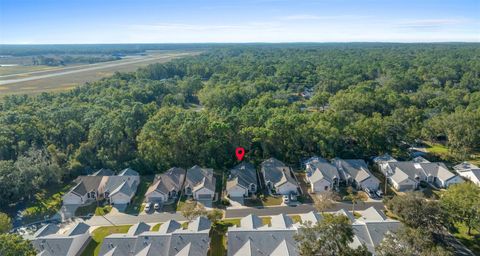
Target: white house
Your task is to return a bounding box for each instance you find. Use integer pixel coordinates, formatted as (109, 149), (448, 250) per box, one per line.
(145, 167), (186, 203)
(334, 159), (380, 190)
(104, 168), (140, 205)
(305, 156), (340, 193)
(261, 158), (300, 195)
(62, 175), (109, 205)
(184, 165), (216, 201)
(373, 154), (398, 175)
(454, 162), (480, 186)
(226, 162), (258, 198)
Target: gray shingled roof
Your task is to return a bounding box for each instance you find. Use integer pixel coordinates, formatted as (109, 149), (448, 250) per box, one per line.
(306, 159), (339, 183)
(32, 222), (91, 256)
(91, 168), (115, 176)
(454, 162), (480, 172)
(227, 226), (297, 256)
(421, 162), (456, 181)
(71, 176), (105, 196)
(186, 165), (216, 192)
(158, 220), (181, 234)
(146, 167), (186, 196)
(227, 162), (258, 190)
(118, 168), (139, 177)
(334, 159), (373, 183)
(240, 214), (263, 229)
(65, 222), (90, 236)
(33, 224), (59, 238)
(261, 158), (297, 187)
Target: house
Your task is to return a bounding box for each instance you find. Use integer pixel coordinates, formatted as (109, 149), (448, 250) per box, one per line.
(227, 213), (298, 256)
(373, 154), (397, 175)
(184, 165), (216, 201)
(145, 167), (186, 203)
(385, 161), (463, 191)
(99, 217), (211, 256)
(62, 175), (109, 205)
(454, 162), (480, 186)
(226, 162), (258, 198)
(305, 156), (340, 193)
(350, 207), (401, 255)
(104, 168), (140, 205)
(333, 159), (380, 190)
(32, 222), (91, 256)
(261, 158), (299, 195)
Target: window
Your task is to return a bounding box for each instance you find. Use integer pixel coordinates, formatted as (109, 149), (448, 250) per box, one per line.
(324, 186), (329, 191)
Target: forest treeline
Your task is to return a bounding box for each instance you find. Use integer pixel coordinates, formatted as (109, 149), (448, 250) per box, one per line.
(0, 44), (479, 209)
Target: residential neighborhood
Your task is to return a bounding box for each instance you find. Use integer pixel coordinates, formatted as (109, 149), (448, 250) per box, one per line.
(7, 154), (479, 256)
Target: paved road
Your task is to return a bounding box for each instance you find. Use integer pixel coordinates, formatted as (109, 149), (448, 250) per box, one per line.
(0, 54), (186, 85)
(225, 201), (385, 218)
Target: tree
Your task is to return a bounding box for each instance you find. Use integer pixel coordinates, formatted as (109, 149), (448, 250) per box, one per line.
(440, 182), (480, 235)
(376, 227), (453, 256)
(314, 191), (339, 213)
(295, 214), (370, 256)
(181, 201), (207, 221)
(207, 209), (223, 224)
(344, 186), (367, 215)
(0, 233), (36, 256)
(385, 192), (447, 233)
(0, 212), (12, 233)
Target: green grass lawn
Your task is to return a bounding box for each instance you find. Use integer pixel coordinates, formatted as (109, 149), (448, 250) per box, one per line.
(452, 222), (480, 255)
(21, 183), (71, 223)
(290, 215), (302, 223)
(95, 205), (112, 216)
(262, 217), (271, 226)
(426, 142), (449, 155)
(81, 225), (131, 256)
(125, 175), (153, 214)
(151, 223), (162, 231)
(244, 195), (283, 207)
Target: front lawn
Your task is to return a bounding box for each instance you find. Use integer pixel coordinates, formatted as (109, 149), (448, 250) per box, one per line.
(81, 225), (131, 256)
(125, 175), (154, 214)
(244, 195), (283, 207)
(151, 223), (162, 231)
(95, 205), (112, 216)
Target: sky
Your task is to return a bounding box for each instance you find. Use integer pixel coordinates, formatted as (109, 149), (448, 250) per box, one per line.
(0, 0), (479, 44)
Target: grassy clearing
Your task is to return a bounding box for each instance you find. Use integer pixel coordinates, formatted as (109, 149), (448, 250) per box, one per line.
(452, 222), (480, 255)
(21, 184), (71, 222)
(81, 225), (131, 256)
(125, 175), (153, 214)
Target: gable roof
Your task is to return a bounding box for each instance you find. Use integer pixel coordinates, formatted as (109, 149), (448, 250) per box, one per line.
(261, 158), (297, 187)
(227, 162), (258, 190)
(334, 159), (373, 183)
(187, 216), (211, 232)
(373, 154), (397, 164)
(118, 168), (139, 177)
(64, 222), (90, 236)
(454, 162), (480, 172)
(110, 181), (134, 197)
(91, 168), (115, 176)
(240, 214), (263, 229)
(34, 224), (59, 238)
(32, 222), (91, 256)
(357, 207), (387, 222)
(421, 162), (456, 181)
(158, 220), (182, 234)
(185, 165), (216, 192)
(298, 211), (322, 225)
(71, 176), (107, 196)
(127, 222), (151, 236)
(146, 167), (186, 196)
(270, 214), (294, 229)
(307, 160), (339, 184)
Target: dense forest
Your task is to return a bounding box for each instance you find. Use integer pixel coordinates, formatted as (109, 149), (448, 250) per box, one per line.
(1, 43), (479, 209)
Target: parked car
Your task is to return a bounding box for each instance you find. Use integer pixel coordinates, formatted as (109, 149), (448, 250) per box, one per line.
(154, 203), (160, 210)
(283, 195), (289, 204)
(289, 193), (298, 202)
(144, 202), (151, 212)
(375, 190), (383, 198)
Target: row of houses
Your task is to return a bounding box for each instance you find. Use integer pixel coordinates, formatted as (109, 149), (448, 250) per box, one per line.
(63, 168), (140, 206)
(227, 207), (400, 256)
(31, 207), (399, 256)
(374, 155), (464, 191)
(304, 157), (380, 193)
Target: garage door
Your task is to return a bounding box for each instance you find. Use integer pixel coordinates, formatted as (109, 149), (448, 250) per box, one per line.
(197, 194), (212, 200)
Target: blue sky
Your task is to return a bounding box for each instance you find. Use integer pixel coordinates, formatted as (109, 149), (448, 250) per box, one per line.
(0, 0), (479, 43)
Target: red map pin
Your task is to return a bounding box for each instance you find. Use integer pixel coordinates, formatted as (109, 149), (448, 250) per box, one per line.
(235, 147), (245, 161)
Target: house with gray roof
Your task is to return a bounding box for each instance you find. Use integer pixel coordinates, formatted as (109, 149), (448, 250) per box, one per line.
(32, 222), (91, 256)
(145, 167), (186, 203)
(373, 154), (398, 175)
(184, 165), (216, 201)
(104, 168), (140, 205)
(63, 175), (109, 205)
(226, 162), (258, 198)
(99, 217), (211, 256)
(305, 156), (340, 193)
(454, 162), (480, 186)
(261, 158), (299, 195)
(227, 213), (298, 256)
(385, 161), (463, 191)
(333, 159), (380, 190)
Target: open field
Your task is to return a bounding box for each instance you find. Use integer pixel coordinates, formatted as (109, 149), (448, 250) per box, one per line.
(0, 51), (199, 95)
